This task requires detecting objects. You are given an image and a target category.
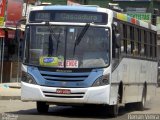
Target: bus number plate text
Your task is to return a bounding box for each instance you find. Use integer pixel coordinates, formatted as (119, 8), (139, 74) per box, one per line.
(56, 89), (71, 94)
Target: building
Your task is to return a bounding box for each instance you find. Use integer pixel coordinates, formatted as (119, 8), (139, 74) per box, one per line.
(0, 0), (24, 83)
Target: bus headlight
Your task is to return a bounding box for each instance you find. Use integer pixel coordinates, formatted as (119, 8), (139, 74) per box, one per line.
(21, 71), (37, 84)
(92, 74), (110, 87)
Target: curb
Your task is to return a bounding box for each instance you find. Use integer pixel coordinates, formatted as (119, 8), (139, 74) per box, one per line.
(0, 96), (21, 100)
(0, 83), (21, 89)
(0, 83), (21, 100)
(9, 86), (21, 89)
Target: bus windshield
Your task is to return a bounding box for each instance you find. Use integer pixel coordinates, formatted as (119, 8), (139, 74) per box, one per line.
(24, 25), (110, 68)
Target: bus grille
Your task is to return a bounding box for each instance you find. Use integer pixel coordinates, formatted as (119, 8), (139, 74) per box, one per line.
(42, 91), (85, 98)
(39, 71), (90, 82)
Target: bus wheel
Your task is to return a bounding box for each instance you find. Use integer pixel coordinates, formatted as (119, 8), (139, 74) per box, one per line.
(37, 101), (49, 113)
(100, 104), (118, 117)
(108, 104), (118, 117)
(108, 94), (119, 117)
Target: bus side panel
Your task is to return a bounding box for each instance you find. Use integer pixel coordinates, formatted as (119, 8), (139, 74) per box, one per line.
(109, 83), (119, 105)
(126, 59), (140, 103)
(111, 58), (139, 105)
(110, 59), (123, 105)
(138, 61), (157, 102)
(111, 58), (157, 105)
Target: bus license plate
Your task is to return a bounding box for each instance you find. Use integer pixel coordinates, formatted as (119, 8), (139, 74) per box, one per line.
(56, 89), (71, 94)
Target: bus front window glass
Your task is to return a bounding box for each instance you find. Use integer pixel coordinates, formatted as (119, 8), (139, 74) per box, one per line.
(25, 25), (110, 68)
(67, 27), (110, 68)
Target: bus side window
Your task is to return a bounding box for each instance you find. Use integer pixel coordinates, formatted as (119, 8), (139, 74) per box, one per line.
(112, 23), (121, 59)
(120, 24), (126, 54)
(140, 30), (145, 56)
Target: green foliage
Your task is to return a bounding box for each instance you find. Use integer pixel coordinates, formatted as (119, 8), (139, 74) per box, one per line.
(41, 0), (67, 5)
(40, 0), (112, 7)
(87, 0), (112, 8)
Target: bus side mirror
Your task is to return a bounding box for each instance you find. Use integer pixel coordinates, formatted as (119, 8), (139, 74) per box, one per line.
(115, 33), (121, 48)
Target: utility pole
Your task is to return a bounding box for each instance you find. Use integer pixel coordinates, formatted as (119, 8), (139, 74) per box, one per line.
(25, 0), (28, 17)
(150, 0), (153, 12)
(152, 9), (159, 25)
(83, 0), (87, 5)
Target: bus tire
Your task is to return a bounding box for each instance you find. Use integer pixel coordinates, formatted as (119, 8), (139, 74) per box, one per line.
(108, 104), (118, 117)
(37, 101), (49, 113)
(108, 93), (119, 117)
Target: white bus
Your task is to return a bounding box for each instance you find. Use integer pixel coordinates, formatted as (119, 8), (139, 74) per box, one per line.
(21, 5), (158, 117)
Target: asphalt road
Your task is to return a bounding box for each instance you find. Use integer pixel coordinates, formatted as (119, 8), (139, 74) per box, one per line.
(0, 88), (160, 120)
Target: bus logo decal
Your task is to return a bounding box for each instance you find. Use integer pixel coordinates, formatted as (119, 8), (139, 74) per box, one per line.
(43, 58), (54, 63)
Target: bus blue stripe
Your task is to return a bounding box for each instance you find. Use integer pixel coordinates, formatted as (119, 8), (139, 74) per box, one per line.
(43, 6), (98, 12)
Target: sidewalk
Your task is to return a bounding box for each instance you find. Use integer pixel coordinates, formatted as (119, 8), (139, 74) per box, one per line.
(0, 83), (21, 100)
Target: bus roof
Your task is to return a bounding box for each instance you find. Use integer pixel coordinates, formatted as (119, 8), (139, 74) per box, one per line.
(31, 5), (100, 12)
(30, 5), (157, 31)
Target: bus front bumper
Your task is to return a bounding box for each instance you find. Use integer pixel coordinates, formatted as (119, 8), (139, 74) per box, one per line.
(21, 82), (110, 105)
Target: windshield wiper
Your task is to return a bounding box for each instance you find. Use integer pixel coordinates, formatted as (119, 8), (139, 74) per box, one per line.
(46, 22), (61, 56)
(73, 23), (90, 57)
(48, 34), (54, 56)
(56, 29), (61, 56)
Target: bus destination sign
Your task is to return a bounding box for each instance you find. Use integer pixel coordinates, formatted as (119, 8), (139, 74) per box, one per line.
(29, 10), (107, 24)
(55, 12), (103, 23)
